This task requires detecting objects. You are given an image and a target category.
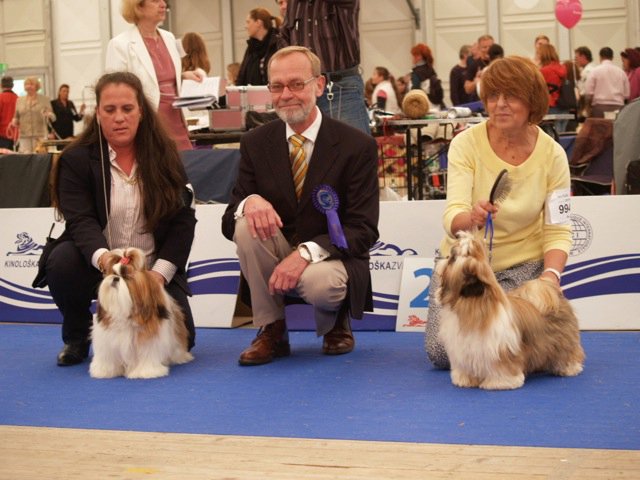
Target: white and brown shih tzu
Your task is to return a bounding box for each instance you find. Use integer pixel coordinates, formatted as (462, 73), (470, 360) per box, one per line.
(90, 248), (193, 379)
(436, 231), (584, 390)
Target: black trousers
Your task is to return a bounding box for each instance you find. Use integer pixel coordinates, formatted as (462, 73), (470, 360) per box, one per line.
(45, 240), (196, 350)
(0, 136), (14, 150)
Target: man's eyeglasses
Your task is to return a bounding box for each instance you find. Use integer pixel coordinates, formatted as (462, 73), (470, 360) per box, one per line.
(267, 77), (316, 93)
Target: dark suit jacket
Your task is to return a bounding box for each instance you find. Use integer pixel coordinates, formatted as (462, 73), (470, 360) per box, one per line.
(222, 115), (379, 319)
(40, 142), (196, 293)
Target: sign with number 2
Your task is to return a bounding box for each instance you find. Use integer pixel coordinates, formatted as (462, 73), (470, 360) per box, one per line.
(396, 257), (435, 332)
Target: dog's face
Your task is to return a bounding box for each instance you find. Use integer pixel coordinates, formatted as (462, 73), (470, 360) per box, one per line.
(437, 231), (496, 304)
(97, 248), (168, 332)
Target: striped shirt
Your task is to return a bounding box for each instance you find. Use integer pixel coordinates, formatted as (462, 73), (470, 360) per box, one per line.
(91, 146), (177, 283)
(280, 0), (360, 73)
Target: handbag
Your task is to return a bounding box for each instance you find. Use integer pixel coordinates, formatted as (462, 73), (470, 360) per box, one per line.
(31, 223), (59, 289)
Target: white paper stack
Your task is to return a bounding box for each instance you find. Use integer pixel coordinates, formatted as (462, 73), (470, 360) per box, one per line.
(172, 77), (226, 109)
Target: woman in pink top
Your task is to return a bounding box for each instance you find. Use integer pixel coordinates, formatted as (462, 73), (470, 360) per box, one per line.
(621, 48), (640, 101)
(106, 0), (203, 151)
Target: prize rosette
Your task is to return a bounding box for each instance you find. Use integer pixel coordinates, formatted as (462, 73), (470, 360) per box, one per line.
(312, 184), (348, 249)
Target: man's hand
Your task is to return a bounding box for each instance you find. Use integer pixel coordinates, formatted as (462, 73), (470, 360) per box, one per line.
(244, 195), (283, 241)
(268, 250), (309, 295)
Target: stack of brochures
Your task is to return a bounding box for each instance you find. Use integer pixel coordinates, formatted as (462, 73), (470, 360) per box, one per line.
(172, 77), (225, 110)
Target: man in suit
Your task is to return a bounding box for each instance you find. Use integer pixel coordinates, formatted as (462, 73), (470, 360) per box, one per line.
(222, 46), (379, 366)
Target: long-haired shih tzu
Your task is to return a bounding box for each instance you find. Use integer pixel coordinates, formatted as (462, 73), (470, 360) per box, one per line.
(90, 248), (193, 379)
(436, 231), (584, 390)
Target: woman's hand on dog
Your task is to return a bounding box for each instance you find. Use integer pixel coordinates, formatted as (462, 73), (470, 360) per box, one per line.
(540, 270), (561, 288)
(149, 270), (166, 286)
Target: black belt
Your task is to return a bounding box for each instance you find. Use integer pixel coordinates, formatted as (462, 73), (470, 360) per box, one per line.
(323, 66), (360, 82)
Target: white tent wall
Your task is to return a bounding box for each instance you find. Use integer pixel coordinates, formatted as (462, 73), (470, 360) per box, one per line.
(0, 0), (638, 127)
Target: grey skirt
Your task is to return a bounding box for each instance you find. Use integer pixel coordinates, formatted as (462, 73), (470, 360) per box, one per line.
(424, 250), (544, 369)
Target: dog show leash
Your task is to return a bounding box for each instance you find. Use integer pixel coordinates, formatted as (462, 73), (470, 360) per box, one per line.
(97, 119), (114, 253)
(484, 169), (512, 261)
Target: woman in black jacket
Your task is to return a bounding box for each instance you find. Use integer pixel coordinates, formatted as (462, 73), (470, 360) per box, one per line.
(50, 84), (85, 139)
(410, 43), (446, 110)
(35, 72), (197, 367)
(236, 8), (282, 86)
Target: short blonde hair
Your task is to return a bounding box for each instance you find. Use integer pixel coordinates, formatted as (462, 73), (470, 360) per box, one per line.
(480, 56), (549, 124)
(121, 0), (144, 24)
(267, 46), (322, 78)
(24, 76), (41, 91)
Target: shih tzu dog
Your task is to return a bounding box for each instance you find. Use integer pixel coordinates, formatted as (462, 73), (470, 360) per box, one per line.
(436, 231), (584, 390)
(90, 248), (193, 379)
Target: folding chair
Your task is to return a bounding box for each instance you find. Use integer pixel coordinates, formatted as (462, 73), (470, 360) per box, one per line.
(571, 143), (615, 195)
(569, 118), (615, 195)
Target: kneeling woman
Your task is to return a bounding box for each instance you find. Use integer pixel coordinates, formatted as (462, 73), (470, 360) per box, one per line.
(425, 56), (572, 368)
(34, 71), (197, 366)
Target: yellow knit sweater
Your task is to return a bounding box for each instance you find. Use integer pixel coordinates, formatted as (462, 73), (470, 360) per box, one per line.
(440, 121), (572, 272)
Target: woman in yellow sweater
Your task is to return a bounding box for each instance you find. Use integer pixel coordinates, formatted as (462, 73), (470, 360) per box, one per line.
(425, 56), (573, 368)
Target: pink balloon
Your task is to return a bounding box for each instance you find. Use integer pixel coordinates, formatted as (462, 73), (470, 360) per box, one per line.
(555, 0), (583, 29)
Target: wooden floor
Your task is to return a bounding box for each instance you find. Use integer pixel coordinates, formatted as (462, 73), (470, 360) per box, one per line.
(1, 426), (638, 479)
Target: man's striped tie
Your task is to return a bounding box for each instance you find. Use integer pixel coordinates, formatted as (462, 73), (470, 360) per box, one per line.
(289, 134), (307, 201)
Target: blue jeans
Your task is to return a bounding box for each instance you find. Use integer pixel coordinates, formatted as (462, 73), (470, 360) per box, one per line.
(549, 106), (569, 133)
(317, 73), (371, 135)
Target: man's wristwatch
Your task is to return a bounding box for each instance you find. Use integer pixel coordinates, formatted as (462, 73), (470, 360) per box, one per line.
(298, 244), (312, 263)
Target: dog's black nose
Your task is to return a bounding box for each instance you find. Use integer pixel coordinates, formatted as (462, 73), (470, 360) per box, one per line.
(111, 277), (120, 287)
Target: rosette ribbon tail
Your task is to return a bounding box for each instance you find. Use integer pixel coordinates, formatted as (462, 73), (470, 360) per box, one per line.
(326, 209), (348, 249)
(312, 184), (349, 250)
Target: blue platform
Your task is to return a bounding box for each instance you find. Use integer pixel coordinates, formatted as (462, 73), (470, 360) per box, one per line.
(0, 324), (638, 450)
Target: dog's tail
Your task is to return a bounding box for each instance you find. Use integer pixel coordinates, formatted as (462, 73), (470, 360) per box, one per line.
(511, 278), (564, 316)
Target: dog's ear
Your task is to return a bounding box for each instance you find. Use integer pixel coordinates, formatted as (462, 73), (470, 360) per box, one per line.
(128, 272), (165, 337)
(460, 277), (486, 297)
(96, 302), (112, 326)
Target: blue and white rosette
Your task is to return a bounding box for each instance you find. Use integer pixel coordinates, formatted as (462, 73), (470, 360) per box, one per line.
(312, 184), (348, 249)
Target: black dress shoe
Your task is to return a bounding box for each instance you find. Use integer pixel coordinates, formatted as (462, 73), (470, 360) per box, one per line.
(57, 342), (90, 366)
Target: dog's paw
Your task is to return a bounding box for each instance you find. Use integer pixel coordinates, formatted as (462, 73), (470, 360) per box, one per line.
(555, 362), (584, 377)
(451, 369), (481, 388)
(171, 351), (194, 365)
(126, 364), (169, 379)
(480, 372), (525, 390)
(89, 361), (124, 379)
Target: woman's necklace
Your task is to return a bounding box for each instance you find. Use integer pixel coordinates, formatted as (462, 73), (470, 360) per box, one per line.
(113, 163), (138, 186)
(115, 169), (138, 186)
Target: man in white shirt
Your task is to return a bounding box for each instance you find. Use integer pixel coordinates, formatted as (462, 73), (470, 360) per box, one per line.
(584, 47), (630, 117)
(574, 46), (595, 96)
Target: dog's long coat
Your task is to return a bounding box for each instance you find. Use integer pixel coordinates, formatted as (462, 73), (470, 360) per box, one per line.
(90, 248), (193, 379)
(436, 231), (584, 390)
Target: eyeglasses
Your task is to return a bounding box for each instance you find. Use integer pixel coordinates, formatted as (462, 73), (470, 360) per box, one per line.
(486, 92), (518, 104)
(267, 77), (316, 93)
